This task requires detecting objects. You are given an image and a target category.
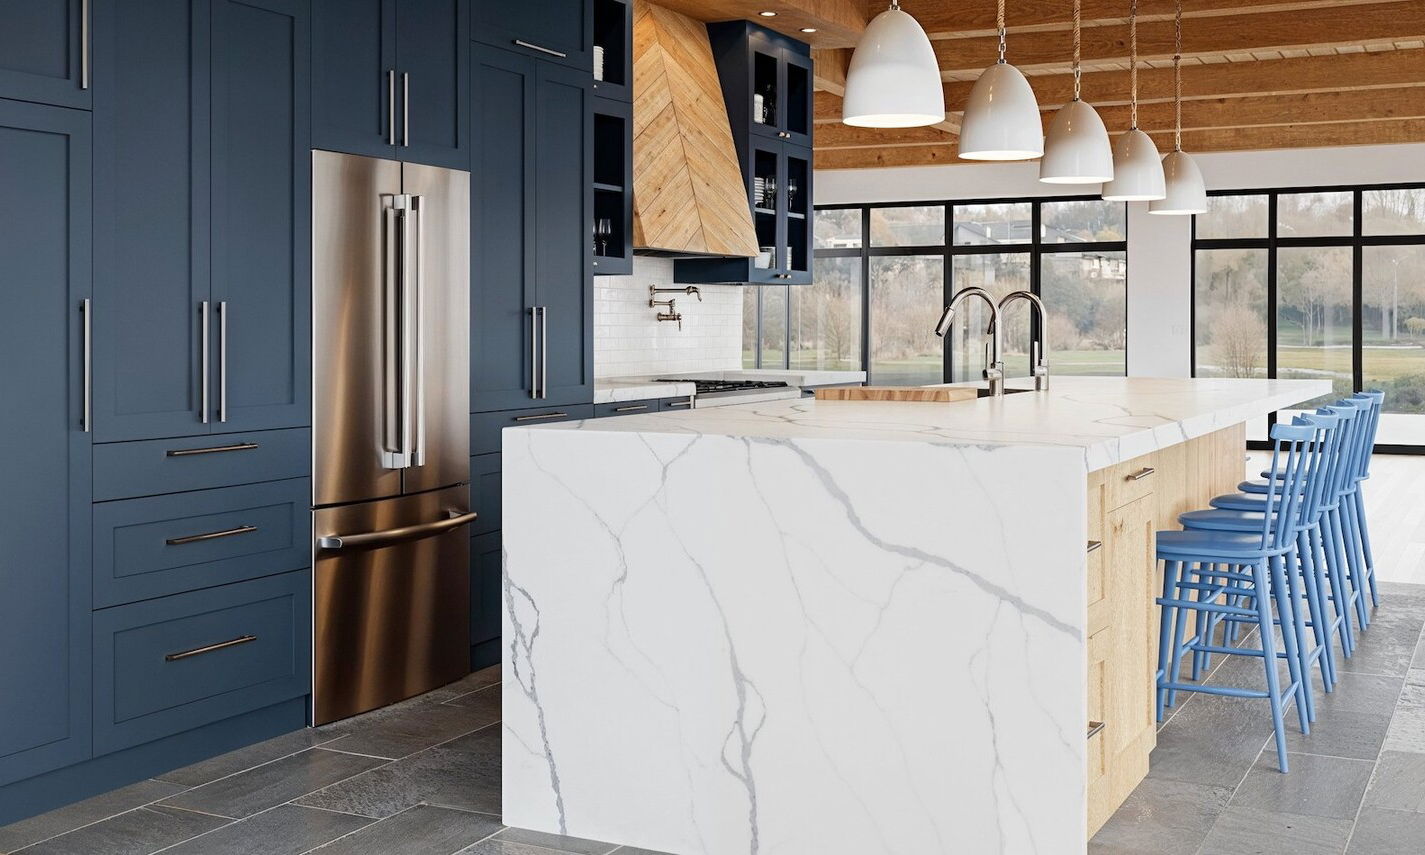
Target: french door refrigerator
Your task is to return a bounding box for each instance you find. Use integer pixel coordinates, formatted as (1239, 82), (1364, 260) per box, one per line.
(311, 150), (472, 724)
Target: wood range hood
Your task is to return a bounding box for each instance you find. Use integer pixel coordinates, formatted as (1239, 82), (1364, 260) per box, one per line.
(630, 0), (758, 259)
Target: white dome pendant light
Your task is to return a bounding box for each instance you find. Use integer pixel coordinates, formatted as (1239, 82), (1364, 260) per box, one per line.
(1101, 0), (1165, 201)
(1149, 0), (1208, 214)
(1040, 0), (1113, 183)
(842, 1), (945, 128)
(960, 0), (1044, 160)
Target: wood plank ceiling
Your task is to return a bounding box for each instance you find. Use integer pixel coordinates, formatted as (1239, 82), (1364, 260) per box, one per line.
(655, 0), (1425, 169)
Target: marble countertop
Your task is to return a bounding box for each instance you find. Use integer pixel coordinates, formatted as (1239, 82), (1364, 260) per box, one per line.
(592, 378), (696, 404)
(526, 376), (1330, 470)
(662, 368), (867, 387)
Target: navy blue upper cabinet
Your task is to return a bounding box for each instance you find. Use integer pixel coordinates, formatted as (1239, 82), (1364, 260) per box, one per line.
(210, 0), (312, 432)
(91, 0), (211, 442)
(0, 98), (93, 787)
(0, 0), (92, 109)
(474, 0), (590, 72)
(312, 0), (468, 168)
(710, 21), (813, 149)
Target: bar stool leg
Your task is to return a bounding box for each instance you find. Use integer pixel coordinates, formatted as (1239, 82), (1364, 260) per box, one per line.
(1352, 489), (1381, 608)
(1297, 530), (1334, 694)
(1156, 558), (1181, 722)
(1315, 520), (1355, 658)
(1270, 553), (1310, 736)
(1336, 503), (1371, 630)
(1253, 558), (1291, 773)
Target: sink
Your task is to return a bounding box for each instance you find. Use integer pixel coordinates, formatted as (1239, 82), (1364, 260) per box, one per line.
(975, 387), (1035, 398)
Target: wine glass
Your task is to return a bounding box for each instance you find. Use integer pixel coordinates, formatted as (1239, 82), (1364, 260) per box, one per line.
(786, 178), (798, 211)
(595, 218), (612, 256)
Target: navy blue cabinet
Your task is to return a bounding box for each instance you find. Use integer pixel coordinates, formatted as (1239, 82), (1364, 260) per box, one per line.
(211, 0), (312, 433)
(93, 0), (311, 442)
(474, 0), (590, 73)
(470, 46), (592, 412)
(312, 0), (468, 168)
(0, 0), (92, 109)
(0, 98), (92, 787)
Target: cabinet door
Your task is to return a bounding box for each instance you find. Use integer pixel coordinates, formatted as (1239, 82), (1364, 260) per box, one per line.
(470, 530), (501, 669)
(747, 137), (781, 285)
(92, 0), (211, 441)
(782, 144), (811, 284)
(0, 99), (92, 787)
(0, 0), (90, 109)
(470, 45), (537, 413)
(473, 0), (590, 72)
(533, 61), (593, 408)
(311, 0), (397, 160)
(210, 0), (311, 433)
(394, 0), (468, 168)
(746, 38), (781, 143)
(779, 48), (812, 148)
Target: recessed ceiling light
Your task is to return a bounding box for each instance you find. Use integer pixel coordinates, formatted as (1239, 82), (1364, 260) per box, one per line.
(800, 27), (818, 33)
(758, 11), (777, 17)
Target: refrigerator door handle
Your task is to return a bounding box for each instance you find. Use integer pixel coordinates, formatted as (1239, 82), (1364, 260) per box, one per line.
(381, 199), (406, 468)
(408, 194), (425, 466)
(317, 509), (477, 551)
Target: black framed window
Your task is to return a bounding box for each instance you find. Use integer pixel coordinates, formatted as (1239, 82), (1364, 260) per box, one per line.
(1191, 183), (1425, 453)
(745, 196), (1129, 383)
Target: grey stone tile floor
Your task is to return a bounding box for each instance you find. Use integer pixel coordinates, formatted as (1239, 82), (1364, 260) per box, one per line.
(1092, 581), (1425, 855)
(0, 675), (666, 855)
(3, 584), (1421, 854)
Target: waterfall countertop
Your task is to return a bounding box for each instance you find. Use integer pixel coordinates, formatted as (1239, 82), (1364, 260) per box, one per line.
(540, 376), (1329, 470)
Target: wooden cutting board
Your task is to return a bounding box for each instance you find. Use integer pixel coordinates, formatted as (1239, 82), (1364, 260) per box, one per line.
(814, 386), (978, 403)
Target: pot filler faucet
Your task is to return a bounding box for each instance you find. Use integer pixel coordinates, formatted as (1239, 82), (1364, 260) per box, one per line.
(993, 290), (1050, 391)
(934, 286), (1004, 397)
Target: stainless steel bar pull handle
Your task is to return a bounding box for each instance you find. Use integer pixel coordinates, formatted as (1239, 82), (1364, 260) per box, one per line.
(1128, 467), (1156, 481)
(401, 72), (410, 146)
(513, 39), (567, 59)
(218, 301), (228, 422)
(513, 411), (567, 422)
(80, 0), (91, 90)
(540, 306), (548, 400)
(80, 299), (91, 432)
(529, 307), (539, 399)
(167, 524), (257, 546)
(166, 635), (257, 662)
(386, 69), (396, 146)
(1086, 540), (1102, 553)
(1087, 721), (1105, 740)
(613, 405), (649, 413)
(406, 195), (424, 465)
(199, 301), (210, 423)
(318, 510), (478, 550)
(166, 441), (259, 457)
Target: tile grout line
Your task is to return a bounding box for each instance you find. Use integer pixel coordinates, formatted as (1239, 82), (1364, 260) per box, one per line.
(1, 780), (200, 852)
(153, 803), (236, 821)
(1340, 614), (1425, 853)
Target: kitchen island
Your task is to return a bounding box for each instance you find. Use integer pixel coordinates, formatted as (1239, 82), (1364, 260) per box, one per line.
(500, 377), (1329, 855)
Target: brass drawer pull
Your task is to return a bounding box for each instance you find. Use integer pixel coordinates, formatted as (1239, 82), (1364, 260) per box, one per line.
(613, 405), (649, 413)
(166, 524), (257, 546)
(165, 634), (257, 662)
(1127, 467), (1155, 481)
(1087, 721), (1105, 740)
(514, 411), (568, 422)
(1087, 540), (1102, 553)
(166, 442), (260, 457)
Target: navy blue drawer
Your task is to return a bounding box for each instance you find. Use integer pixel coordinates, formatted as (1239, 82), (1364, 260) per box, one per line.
(94, 429), (312, 502)
(93, 572), (311, 754)
(471, 404), (594, 456)
(472, 453), (501, 536)
(594, 399), (659, 418)
(94, 479), (312, 608)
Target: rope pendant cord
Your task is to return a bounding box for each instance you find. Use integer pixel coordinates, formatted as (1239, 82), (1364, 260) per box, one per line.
(1174, 0), (1183, 151)
(1073, 0), (1082, 100)
(998, 0), (1007, 63)
(1129, 0), (1139, 129)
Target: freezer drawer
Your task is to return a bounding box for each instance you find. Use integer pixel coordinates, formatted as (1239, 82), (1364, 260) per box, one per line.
(313, 484), (473, 724)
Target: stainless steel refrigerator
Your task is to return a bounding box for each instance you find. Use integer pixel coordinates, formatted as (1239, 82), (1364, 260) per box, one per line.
(310, 150), (472, 725)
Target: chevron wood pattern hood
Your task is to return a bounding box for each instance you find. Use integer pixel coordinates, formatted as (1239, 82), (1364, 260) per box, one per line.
(631, 0), (758, 257)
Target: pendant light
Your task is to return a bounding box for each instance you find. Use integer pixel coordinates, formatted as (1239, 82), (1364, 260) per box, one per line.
(1040, 0), (1113, 183)
(843, 1), (945, 128)
(1149, 0), (1207, 214)
(1101, 0), (1164, 201)
(959, 0), (1043, 160)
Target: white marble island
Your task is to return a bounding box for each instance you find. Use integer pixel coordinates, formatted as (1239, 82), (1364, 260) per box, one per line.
(500, 377), (1329, 855)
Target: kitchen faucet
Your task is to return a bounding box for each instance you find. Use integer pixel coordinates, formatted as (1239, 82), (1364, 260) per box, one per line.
(933, 286), (1004, 397)
(993, 290), (1050, 391)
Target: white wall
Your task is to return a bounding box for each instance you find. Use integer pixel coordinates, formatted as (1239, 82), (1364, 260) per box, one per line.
(593, 257), (746, 378)
(815, 142), (1425, 378)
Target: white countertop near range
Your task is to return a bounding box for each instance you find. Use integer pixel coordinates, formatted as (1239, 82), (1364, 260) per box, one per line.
(540, 376), (1329, 471)
(591, 378), (695, 404)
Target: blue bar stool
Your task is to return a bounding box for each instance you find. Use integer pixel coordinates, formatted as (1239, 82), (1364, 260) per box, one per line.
(1348, 391), (1384, 610)
(1155, 422), (1320, 773)
(1178, 412), (1346, 716)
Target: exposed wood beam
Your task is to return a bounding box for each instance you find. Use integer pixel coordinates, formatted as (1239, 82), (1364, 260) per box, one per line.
(649, 0), (866, 47)
(811, 48), (849, 95)
(814, 118), (1425, 168)
(927, 2), (1425, 76)
(1101, 87), (1425, 134)
(815, 122), (953, 148)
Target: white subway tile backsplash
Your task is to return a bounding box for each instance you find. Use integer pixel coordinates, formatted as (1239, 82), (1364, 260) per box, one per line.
(593, 258), (745, 378)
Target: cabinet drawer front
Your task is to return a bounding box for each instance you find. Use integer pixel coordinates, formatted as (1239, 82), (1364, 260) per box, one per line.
(593, 398), (659, 418)
(1103, 453), (1158, 512)
(471, 404), (594, 456)
(95, 479), (312, 607)
(471, 452), (502, 536)
(95, 428), (311, 501)
(94, 572), (310, 754)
